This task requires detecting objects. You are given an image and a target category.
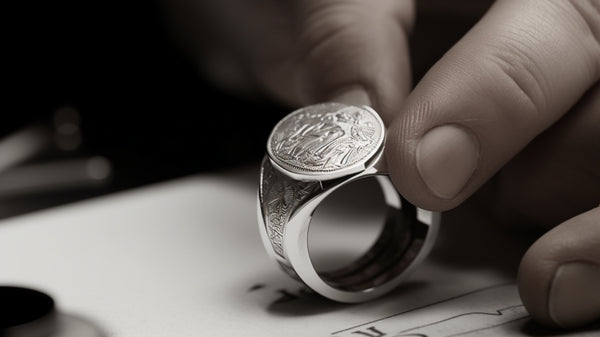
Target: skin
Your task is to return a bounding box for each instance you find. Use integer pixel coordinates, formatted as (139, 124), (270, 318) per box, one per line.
(163, 0), (600, 329)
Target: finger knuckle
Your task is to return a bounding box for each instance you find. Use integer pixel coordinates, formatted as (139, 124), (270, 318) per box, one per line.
(484, 37), (550, 118)
(568, 0), (600, 77)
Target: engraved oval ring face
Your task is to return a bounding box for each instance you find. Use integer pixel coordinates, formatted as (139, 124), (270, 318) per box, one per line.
(267, 103), (385, 180)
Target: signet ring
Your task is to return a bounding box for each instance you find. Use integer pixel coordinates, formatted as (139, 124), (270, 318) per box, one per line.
(257, 103), (440, 303)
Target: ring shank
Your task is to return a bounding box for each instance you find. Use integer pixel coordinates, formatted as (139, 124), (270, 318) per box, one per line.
(258, 157), (440, 303)
(319, 200), (427, 292)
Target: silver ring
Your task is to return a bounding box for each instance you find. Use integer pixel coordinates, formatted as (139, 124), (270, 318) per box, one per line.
(257, 103), (440, 303)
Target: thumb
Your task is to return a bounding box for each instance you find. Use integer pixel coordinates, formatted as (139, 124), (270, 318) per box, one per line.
(518, 206), (600, 329)
(291, 0), (414, 123)
(384, 0), (600, 210)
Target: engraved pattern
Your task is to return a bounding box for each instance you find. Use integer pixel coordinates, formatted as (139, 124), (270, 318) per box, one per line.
(260, 159), (320, 257)
(268, 103), (383, 175)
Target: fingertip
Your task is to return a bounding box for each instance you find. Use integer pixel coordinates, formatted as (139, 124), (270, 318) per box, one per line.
(547, 262), (600, 329)
(415, 124), (479, 200)
(294, 0), (413, 124)
(518, 206), (600, 329)
(385, 112), (479, 212)
(328, 86), (372, 108)
(517, 240), (559, 328)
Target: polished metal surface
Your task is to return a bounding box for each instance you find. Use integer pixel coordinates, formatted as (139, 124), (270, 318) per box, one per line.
(258, 103), (440, 303)
(267, 103), (384, 181)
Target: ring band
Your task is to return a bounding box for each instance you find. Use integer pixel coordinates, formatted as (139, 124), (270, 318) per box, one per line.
(257, 103), (440, 303)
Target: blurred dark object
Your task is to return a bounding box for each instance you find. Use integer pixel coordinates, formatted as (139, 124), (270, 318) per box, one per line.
(0, 107), (113, 218)
(5, 0), (285, 171)
(0, 286), (56, 336)
(0, 286), (106, 337)
(3, 0), (286, 218)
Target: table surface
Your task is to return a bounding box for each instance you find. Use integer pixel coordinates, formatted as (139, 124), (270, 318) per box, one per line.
(0, 165), (597, 337)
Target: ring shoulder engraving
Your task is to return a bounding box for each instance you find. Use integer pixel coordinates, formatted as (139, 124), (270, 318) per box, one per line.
(260, 159), (320, 258)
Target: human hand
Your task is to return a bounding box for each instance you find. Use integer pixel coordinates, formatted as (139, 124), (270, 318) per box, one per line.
(383, 0), (600, 329)
(164, 0), (600, 329)
(163, 0), (417, 120)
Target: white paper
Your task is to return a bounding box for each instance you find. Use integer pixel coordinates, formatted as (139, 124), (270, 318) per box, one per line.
(0, 166), (596, 336)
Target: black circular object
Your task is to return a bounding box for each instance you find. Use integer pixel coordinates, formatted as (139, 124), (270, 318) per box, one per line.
(0, 286), (57, 336)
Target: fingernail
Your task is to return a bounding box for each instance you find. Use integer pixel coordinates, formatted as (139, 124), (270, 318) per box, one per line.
(416, 125), (479, 199)
(548, 262), (600, 328)
(329, 87), (371, 107)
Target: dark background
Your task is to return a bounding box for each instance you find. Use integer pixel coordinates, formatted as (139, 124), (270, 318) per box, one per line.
(2, 0), (481, 217)
(4, 0), (285, 179)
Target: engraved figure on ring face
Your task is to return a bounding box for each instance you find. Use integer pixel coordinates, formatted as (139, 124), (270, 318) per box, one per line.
(268, 103), (384, 177)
